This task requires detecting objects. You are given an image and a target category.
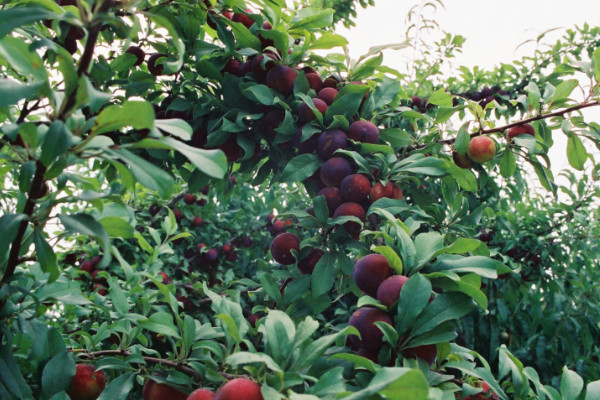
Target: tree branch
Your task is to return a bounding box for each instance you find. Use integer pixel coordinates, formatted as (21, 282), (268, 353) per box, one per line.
(416, 100), (600, 149)
(73, 349), (203, 381)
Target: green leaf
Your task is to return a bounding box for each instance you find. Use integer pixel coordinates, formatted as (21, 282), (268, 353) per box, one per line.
(279, 153), (322, 182)
(379, 128), (413, 149)
(429, 255), (505, 279)
(411, 292), (475, 336)
(414, 232), (444, 268)
(528, 158), (556, 193)
(241, 83), (277, 105)
(526, 82), (541, 110)
(290, 8), (334, 31)
(330, 353), (377, 374)
(378, 368), (429, 400)
(33, 229), (58, 282)
(0, 79), (45, 107)
(434, 238), (481, 256)
(139, 312), (180, 338)
(427, 88), (453, 107)
(226, 352), (282, 373)
(75, 76), (112, 114)
(499, 148), (517, 178)
(550, 79), (579, 104)
(92, 101), (154, 135)
(311, 253), (334, 296)
(264, 310), (295, 364)
(454, 122), (471, 155)
(97, 373), (135, 400)
(0, 6), (57, 38)
(107, 276), (130, 315)
(593, 47), (600, 82)
(98, 216), (134, 239)
(358, 142), (394, 154)
(566, 134), (587, 170)
(325, 84), (369, 122)
(143, 13), (185, 74)
(104, 148), (174, 198)
(447, 163), (478, 192)
(341, 368), (427, 400)
(222, 19), (261, 50)
(0, 214), (27, 260)
(0, 347), (33, 399)
(407, 321), (457, 347)
(371, 245), (402, 274)
(58, 213), (111, 268)
(41, 351), (75, 398)
(40, 120), (78, 167)
(585, 380), (600, 400)
(310, 32), (348, 49)
(154, 119), (192, 141)
(160, 136), (227, 179)
(430, 273), (487, 310)
(0, 36), (48, 80)
(395, 275), (431, 335)
(35, 281), (91, 305)
(293, 326), (354, 371)
(308, 367), (347, 397)
(396, 157), (448, 176)
(216, 313), (241, 343)
(560, 367), (584, 400)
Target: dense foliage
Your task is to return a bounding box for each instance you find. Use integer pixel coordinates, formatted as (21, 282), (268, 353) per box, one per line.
(0, 0), (599, 399)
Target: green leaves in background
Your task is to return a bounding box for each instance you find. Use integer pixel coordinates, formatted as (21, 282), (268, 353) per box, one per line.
(92, 101), (154, 135)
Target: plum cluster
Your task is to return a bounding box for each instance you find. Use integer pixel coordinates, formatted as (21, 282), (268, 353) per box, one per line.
(346, 254), (437, 365)
(73, 254), (108, 295)
(142, 376), (262, 400)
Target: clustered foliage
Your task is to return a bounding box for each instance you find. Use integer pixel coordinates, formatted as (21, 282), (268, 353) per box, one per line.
(0, 0), (599, 399)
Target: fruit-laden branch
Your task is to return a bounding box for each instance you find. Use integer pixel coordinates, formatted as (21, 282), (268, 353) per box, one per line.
(416, 100), (600, 150)
(73, 349), (240, 381)
(75, 349), (202, 381)
(148, 190), (188, 225)
(0, 0), (113, 291)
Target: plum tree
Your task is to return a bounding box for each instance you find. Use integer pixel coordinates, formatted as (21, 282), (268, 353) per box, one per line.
(214, 378), (263, 400)
(369, 182), (402, 202)
(353, 254), (392, 297)
(297, 98), (328, 125)
(403, 344), (437, 365)
(507, 123), (535, 140)
(452, 151), (473, 169)
(348, 120), (379, 144)
(319, 157), (353, 187)
(270, 232), (300, 265)
(266, 65), (297, 97)
(317, 187), (344, 216)
(125, 46), (145, 66)
(317, 129), (349, 159)
(66, 364), (106, 400)
(142, 379), (187, 400)
(1, 1), (599, 399)
(467, 136), (496, 163)
(186, 388), (215, 400)
(297, 248), (324, 274)
(376, 275), (409, 307)
(333, 202), (366, 239)
(347, 307), (393, 352)
(317, 87), (338, 105)
(340, 174), (371, 202)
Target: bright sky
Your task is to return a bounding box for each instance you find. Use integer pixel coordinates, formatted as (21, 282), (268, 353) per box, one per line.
(337, 0), (600, 70)
(335, 0), (600, 191)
